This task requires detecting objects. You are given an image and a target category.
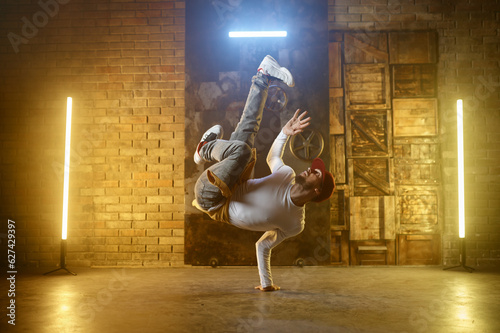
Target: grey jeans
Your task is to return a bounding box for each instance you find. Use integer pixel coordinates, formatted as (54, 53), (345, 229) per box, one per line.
(195, 73), (269, 211)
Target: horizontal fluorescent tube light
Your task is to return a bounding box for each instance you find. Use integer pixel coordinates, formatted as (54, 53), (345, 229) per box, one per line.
(229, 31), (287, 38)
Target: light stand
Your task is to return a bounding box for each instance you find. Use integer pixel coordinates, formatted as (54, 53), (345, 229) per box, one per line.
(45, 97), (76, 276)
(444, 100), (474, 273)
(444, 238), (474, 273)
(44, 239), (76, 275)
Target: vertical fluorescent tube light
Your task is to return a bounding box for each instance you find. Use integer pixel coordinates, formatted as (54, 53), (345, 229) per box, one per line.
(62, 97), (72, 240)
(457, 99), (465, 239)
(444, 99), (473, 272)
(44, 97), (76, 275)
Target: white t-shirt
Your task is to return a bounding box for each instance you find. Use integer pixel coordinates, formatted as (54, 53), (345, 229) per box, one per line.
(228, 130), (305, 288)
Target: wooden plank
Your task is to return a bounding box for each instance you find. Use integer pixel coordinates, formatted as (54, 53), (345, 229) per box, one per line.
(388, 157), (395, 195)
(345, 33), (388, 64)
(383, 196), (396, 240)
(349, 92), (386, 104)
(394, 117), (436, 127)
(389, 31), (437, 64)
(335, 136), (346, 183)
(331, 135), (346, 184)
(330, 186), (347, 228)
(345, 64), (391, 110)
(358, 246), (387, 251)
(395, 126), (437, 136)
(349, 73), (385, 82)
(387, 108), (393, 158)
(350, 196), (362, 239)
(331, 231), (342, 263)
(329, 87), (344, 98)
(329, 96), (345, 135)
(348, 159), (355, 197)
(393, 98), (438, 137)
(406, 235), (433, 241)
(341, 231), (350, 266)
(394, 107), (436, 118)
(329, 42), (342, 88)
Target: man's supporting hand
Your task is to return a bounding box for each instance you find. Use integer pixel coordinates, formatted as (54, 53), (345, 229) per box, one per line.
(282, 109), (311, 136)
(254, 285), (281, 292)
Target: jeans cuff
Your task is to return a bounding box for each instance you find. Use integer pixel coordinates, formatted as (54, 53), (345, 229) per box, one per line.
(252, 73), (269, 90)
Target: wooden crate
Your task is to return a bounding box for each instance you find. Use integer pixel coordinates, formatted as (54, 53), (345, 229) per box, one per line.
(349, 196), (396, 241)
(348, 158), (393, 196)
(389, 31), (437, 64)
(329, 30), (442, 267)
(393, 98), (438, 137)
(396, 185), (440, 234)
(345, 64), (391, 110)
(393, 64), (437, 98)
(398, 234), (441, 265)
(344, 33), (388, 64)
(393, 138), (440, 185)
(346, 110), (392, 158)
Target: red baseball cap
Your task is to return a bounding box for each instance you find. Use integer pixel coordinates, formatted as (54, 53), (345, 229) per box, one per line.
(310, 158), (335, 203)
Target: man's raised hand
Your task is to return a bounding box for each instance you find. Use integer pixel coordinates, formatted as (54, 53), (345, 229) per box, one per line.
(282, 109), (311, 136)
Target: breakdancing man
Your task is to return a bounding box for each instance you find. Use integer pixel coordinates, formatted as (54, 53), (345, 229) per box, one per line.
(192, 55), (335, 291)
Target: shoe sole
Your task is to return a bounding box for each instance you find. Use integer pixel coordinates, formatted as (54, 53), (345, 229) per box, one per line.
(194, 125), (223, 165)
(261, 55), (295, 87)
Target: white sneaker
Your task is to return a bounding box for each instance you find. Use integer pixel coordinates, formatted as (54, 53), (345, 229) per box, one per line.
(194, 125), (224, 165)
(258, 55), (295, 87)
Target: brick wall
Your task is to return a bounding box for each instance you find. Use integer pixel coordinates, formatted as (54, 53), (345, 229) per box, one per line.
(329, 0), (500, 267)
(0, 0), (185, 267)
(0, 0), (498, 268)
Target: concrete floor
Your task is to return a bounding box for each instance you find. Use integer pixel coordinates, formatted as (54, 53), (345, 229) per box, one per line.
(2, 266), (500, 333)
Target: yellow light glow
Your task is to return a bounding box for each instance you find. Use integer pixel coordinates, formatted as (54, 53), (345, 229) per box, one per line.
(457, 99), (465, 238)
(62, 97), (72, 240)
(455, 284), (470, 321)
